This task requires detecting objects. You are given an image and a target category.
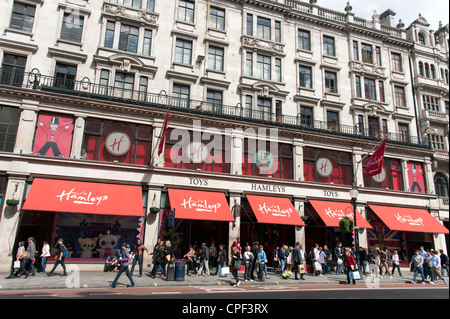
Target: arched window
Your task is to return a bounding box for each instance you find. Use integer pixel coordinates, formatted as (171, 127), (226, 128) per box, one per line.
(431, 64), (436, 79)
(419, 62), (424, 76)
(425, 63), (430, 78)
(434, 173), (449, 197)
(418, 33), (426, 45)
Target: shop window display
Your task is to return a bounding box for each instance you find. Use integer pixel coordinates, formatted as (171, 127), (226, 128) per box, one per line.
(363, 157), (403, 190)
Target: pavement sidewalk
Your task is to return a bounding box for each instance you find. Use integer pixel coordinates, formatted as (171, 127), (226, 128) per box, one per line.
(1, 267), (447, 291)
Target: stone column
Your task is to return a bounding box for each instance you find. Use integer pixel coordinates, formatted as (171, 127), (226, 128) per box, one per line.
(228, 192), (242, 252)
(13, 100), (39, 154)
(71, 114), (86, 159)
(294, 197), (306, 249)
(356, 202), (369, 249)
(293, 139), (304, 181)
(0, 175), (28, 272)
(144, 185), (164, 270)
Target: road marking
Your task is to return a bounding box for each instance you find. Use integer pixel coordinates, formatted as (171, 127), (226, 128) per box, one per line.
(23, 294), (58, 297)
(152, 291), (181, 295)
(89, 292), (122, 296)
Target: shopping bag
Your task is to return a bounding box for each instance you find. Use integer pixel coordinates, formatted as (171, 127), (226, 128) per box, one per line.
(13, 260), (20, 269)
(352, 270), (361, 280)
(220, 267), (230, 276)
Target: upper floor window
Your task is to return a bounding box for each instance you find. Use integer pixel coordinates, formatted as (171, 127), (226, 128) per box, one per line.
(257, 17), (271, 40)
(61, 12), (84, 43)
(361, 43), (373, 64)
(298, 29), (311, 51)
(418, 33), (426, 45)
(118, 24), (139, 53)
(326, 110), (339, 130)
(394, 86), (406, 107)
(422, 95), (440, 112)
(256, 54), (271, 80)
(147, 0), (155, 12)
(54, 63), (77, 90)
(1, 53), (26, 87)
(363, 157), (403, 191)
(323, 36), (335, 56)
(0, 105), (20, 152)
(299, 106), (313, 127)
(324, 71), (337, 93)
(178, 0), (195, 23)
(391, 53), (403, 72)
(207, 45), (224, 71)
(10, 2), (35, 33)
(299, 65), (312, 89)
(123, 0), (142, 9)
(209, 6), (225, 30)
(434, 173), (449, 198)
(174, 38), (193, 65)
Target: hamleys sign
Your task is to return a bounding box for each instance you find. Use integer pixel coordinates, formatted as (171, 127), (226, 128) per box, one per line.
(246, 195), (305, 226)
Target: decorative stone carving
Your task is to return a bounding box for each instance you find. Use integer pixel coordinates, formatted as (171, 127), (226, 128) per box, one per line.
(104, 4), (158, 24)
(242, 36), (285, 54)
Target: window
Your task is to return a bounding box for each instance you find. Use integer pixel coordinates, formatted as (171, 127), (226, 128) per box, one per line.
(418, 33), (426, 45)
(434, 173), (449, 198)
(246, 14), (253, 36)
(1, 53), (26, 87)
(256, 97), (271, 121)
(274, 21), (281, 43)
(178, 0), (195, 23)
(256, 54), (271, 80)
(60, 12), (84, 43)
(364, 78), (377, 100)
(376, 46), (382, 66)
(353, 41), (359, 61)
(408, 162), (426, 193)
(425, 63), (430, 78)
(257, 17), (271, 40)
(164, 129), (230, 173)
(355, 76), (362, 98)
(357, 115), (365, 135)
(391, 53), (402, 72)
(99, 69), (110, 95)
(431, 64), (436, 79)
(298, 29), (311, 51)
(138, 76), (148, 100)
(54, 63), (77, 90)
(123, 0), (142, 9)
(368, 116), (379, 138)
(206, 90), (223, 113)
(325, 71), (337, 93)
(379, 81), (385, 103)
(142, 29), (152, 56)
(361, 43), (373, 64)
(326, 111), (339, 131)
(398, 123), (409, 143)
(210, 7), (225, 30)
(207, 46), (224, 71)
(118, 24), (138, 53)
(419, 62), (424, 76)
(323, 36), (335, 56)
(303, 147), (353, 185)
(429, 134), (445, 150)
(104, 21), (115, 48)
(243, 140), (293, 180)
(147, 0), (155, 12)
(423, 95), (440, 111)
(394, 86), (406, 107)
(274, 58), (282, 82)
(82, 118), (152, 165)
(245, 52), (253, 76)
(363, 157), (403, 191)
(10, 2), (35, 33)
(172, 83), (190, 108)
(0, 105), (20, 152)
(174, 39), (193, 65)
(113, 72), (134, 99)
(299, 66), (312, 89)
(299, 107), (313, 127)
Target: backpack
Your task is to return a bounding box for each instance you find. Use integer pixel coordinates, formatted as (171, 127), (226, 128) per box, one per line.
(62, 244), (67, 258)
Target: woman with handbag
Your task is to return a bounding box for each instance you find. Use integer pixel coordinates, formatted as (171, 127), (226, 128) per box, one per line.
(231, 245), (241, 286)
(345, 249), (358, 285)
(5, 241), (28, 279)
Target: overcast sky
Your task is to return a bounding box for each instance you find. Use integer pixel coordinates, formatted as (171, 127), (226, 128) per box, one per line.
(317, 0), (449, 30)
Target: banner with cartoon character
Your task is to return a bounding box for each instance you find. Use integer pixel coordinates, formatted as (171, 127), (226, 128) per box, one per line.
(32, 112), (74, 158)
(407, 161), (426, 193)
(50, 212), (140, 259)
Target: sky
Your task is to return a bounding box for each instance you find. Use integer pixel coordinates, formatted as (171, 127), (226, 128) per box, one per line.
(317, 0), (449, 30)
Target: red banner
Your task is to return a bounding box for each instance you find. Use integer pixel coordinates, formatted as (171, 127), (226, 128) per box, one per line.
(366, 139), (386, 178)
(246, 195), (305, 226)
(309, 200), (372, 229)
(158, 107), (170, 156)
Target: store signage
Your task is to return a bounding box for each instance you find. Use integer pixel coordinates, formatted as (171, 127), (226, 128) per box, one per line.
(56, 188), (109, 206)
(316, 158), (333, 177)
(105, 132), (131, 156)
(255, 150), (275, 173)
(309, 200), (372, 228)
(246, 195), (305, 226)
(251, 183), (286, 193)
(395, 213), (424, 227)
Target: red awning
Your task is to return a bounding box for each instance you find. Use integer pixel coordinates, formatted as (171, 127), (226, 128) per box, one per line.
(369, 205), (449, 234)
(22, 178), (143, 216)
(309, 200), (372, 229)
(168, 188), (234, 222)
(246, 195), (305, 226)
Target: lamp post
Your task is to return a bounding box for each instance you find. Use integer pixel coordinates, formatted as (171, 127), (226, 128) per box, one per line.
(349, 188), (359, 254)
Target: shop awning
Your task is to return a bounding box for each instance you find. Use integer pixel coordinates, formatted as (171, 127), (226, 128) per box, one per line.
(309, 200), (372, 229)
(168, 188), (234, 222)
(22, 178), (143, 216)
(369, 205), (449, 234)
(246, 195), (305, 226)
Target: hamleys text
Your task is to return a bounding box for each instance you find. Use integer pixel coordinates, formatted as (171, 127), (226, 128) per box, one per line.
(56, 188), (109, 206)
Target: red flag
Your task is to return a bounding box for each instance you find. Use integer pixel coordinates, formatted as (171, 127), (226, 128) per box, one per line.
(157, 107), (170, 156)
(366, 139), (386, 178)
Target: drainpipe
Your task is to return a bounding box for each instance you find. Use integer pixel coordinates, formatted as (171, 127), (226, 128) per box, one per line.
(408, 50), (424, 146)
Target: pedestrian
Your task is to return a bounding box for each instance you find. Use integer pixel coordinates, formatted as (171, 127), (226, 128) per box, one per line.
(418, 246), (428, 262)
(256, 245), (266, 282)
(40, 240), (51, 274)
(379, 247), (392, 278)
(292, 242), (305, 280)
(283, 246), (293, 279)
(345, 249), (357, 285)
(439, 250), (449, 277)
(323, 245), (332, 275)
(110, 242), (135, 288)
(334, 242), (344, 275)
(272, 246), (279, 273)
(163, 240), (173, 275)
(210, 242), (217, 270)
(410, 250), (426, 284)
(424, 250), (434, 282)
(430, 250), (448, 285)
(25, 237), (36, 277)
(197, 243), (210, 276)
(5, 241), (28, 279)
(231, 245), (241, 286)
(104, 252), (118, 272)
(358, 247), (368, 276)
(46, 238), (67, 277)
(184, 245), (195, 276)
(278, 244), (287, 275)
(318, 247), (326, 276)
(150, 241), (165, 278)
(243, 245), (254, 282)
(216, 244), (227, 276)
(368, 249), (378, 277)
(130, 239), (149, 277)
(391, 250), (403, 277)
(250, 241), (259, 280)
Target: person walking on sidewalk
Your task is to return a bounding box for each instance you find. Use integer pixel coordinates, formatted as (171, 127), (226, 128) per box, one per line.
(439, 250), (449, 277)
(231, 245), (241, 286)
(256, 245), (267, 282)
(40, 240), (50, 274)
(5, 241), (28, 279)
(243, 245), (254, 282)
(391, 250), (403, 277)
(216, 244), (227, 276)
(345, 249), (357, 285)
(410, 250), (426, 284)
(25, 237), (36, 277)
(292, 242), (306, 280)
(47, 238), (67, 277)
(150, 241), (165, 278)
(334, 242), (344, 275)
(110, 242), (135, 288)
(430, 250), (448, 285)
(130, 239), (149, 277)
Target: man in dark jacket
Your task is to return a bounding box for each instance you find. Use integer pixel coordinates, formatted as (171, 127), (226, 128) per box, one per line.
(334, 242), (344, 275)
(250, 241), (259, 280)
(292, 242), (304, 280)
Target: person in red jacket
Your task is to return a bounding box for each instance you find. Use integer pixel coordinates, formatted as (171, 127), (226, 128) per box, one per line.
(345, 248), (358, 285)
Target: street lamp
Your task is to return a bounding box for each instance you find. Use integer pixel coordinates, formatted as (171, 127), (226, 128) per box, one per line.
(349, 188), (359, 254)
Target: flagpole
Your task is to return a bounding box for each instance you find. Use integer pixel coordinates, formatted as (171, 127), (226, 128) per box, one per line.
(351, 138), (386, 187)
(150, 91), (171, 166)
